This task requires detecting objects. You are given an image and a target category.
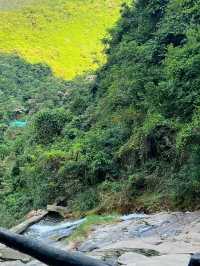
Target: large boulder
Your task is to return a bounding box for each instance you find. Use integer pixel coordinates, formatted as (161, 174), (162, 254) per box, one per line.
(47, 205), (72, 218)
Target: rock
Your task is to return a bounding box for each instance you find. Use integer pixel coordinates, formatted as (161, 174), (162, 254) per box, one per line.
(134, 254), (190, 266)
(101, 238), (200, 256)
(26, 210), (47, 219)
(88, 249), (119, 266)
(27, 260), (46, 266)
(0, 260), (46, 266)
(118, 252), (148, 265)
(47, 205), (71, 218)
(129, 224), (157, 238)
(104, 258), (118, 266)
(0, 262), (26, 266)
(1, 212), (200, 266)
(11, 210), (48, 234)
(0, 246), (31, 262)
(100, 240), (161, 255)
(78, 241), (99, 252)
(185, 232), (200, 243)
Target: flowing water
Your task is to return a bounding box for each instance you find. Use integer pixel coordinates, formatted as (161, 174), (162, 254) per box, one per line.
(24, 214), (86, 243)
(24, 213), (146, 243)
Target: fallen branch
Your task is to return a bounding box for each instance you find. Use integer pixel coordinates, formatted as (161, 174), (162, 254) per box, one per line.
(188, 254), (200, 266)
(11, 210), (48, 234)
(0, 228), (108, 266)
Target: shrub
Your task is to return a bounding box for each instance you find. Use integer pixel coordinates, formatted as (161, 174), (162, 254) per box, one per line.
(33, 109), (67, 143)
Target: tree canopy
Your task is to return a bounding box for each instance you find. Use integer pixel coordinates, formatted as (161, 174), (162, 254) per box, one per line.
(1, 0), (200, 226)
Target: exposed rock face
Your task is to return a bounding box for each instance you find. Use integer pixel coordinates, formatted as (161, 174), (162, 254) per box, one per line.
(75, 212), (200, 266)
(118, 252), (149, 265)
(0, 244), (46, 265)
(1, 212), (200, 265)
(47, 205), (71, 218)
(118, 253), (190, 266)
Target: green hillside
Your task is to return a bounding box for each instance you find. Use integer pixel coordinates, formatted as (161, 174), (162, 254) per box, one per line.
(0, 0), (35, 10)
(0, 0), (126, 79)
(2, 0), (200, 227)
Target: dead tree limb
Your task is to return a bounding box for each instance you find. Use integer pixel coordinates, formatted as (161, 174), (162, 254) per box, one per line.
(188, 254), (200, 266)
(0, 228), (108, 266)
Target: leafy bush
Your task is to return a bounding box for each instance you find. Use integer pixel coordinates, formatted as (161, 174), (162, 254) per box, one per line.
(69, 188), (100, 213)
(33, 109), (68, 143)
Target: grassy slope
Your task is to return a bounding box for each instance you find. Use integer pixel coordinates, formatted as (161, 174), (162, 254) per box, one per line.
(0, 0), (35, 10)
(0, 0), (126, 79)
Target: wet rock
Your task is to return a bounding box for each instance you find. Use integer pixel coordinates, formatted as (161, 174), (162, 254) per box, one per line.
(121, 214), (149, 222)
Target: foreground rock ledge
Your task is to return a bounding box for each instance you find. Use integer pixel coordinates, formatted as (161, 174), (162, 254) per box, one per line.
(0, 212), (200, 265)
(75, 212), (200, 266)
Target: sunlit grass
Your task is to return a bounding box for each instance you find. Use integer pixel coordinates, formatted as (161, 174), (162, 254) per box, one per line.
(0, 0), (127, 79)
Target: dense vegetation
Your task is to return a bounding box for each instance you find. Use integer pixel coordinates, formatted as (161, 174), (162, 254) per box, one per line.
(1, 0), (200, 227)
(0, 0), (127, 79)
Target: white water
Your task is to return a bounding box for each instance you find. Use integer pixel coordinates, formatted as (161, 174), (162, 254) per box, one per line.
(24, 217), (86, 242)
(121, 213), (149, 221)
(24, 213), (148, 242)
(24, 213), (149, 244)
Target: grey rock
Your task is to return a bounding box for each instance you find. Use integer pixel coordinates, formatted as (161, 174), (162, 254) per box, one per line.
(0, 247), (31, 262)
(27, 260), (46, 266)
(47, 205), (70, 218)
(118, 252), (148, 265)
(78, 241), (99, 252)
(0, 262), (26, 266)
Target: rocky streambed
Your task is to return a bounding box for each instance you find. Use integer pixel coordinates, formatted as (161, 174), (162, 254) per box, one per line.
(0, 212), (200, 265)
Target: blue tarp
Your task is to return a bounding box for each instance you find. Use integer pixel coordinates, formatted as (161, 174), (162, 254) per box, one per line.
(9, 120), (27, 128)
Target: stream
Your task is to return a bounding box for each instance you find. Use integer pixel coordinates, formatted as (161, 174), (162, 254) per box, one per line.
(24, 214), (86, 243)
(23, 213), (144, 243)
(0, 212), (198, 265)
